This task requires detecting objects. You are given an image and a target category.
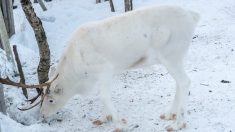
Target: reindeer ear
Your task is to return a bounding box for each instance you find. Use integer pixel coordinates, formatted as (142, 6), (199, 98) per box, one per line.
(54, 86), (63, 94)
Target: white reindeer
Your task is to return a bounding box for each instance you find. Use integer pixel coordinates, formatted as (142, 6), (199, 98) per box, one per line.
(40, 5), (200, 131)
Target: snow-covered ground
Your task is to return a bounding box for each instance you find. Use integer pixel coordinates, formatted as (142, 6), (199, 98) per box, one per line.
(0, 0), (235, 132)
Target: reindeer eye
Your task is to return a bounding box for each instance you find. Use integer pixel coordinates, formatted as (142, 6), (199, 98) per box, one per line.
(49, 99), (54, 104)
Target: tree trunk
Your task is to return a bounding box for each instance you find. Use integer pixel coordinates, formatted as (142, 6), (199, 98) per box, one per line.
(96, 0), (101, 4)
(0, 83), (6, 115)
(20, 0), (50, 92)
(109, 0), (115, 12)
(124, 0), (133, 12)
(130, 0), (133, 10)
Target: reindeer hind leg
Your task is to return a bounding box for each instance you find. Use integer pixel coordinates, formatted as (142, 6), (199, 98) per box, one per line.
(159, 53), (190, 131)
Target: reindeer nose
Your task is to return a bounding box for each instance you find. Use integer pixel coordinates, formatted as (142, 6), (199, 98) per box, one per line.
(41, 114), (48, 123)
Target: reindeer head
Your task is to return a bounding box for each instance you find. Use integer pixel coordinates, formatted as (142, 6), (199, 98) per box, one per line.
(0, 74), (64, 117)
(40, 75), (67, 117)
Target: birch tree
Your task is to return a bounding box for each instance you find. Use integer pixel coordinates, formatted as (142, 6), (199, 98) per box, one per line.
(20, 0), (51, 93)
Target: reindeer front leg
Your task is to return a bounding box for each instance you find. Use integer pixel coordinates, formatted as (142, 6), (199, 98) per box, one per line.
(92, 72), (123, 128)
(100, 74), (118, 122)
(159, 57), (190, 131)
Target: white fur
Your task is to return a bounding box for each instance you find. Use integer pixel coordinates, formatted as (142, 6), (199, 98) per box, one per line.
(40, 5), (199, 131)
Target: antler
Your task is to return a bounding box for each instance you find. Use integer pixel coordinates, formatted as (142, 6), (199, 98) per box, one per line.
(18, 96), (42, 111)
(0, 76), (55, 89)
(0, 74), (59, 111)
(0, 74), (59, 89)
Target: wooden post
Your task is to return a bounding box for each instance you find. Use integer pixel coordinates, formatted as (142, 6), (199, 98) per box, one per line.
(130, 0), (133, 10)
(0, 0), (15, 114)
(0, 82), (6, 115)
(109, 0), (115, 12)
(0, 5), (16, 69)
(0, 0), (15, 37)
(96, 0), (101, 4)
(13, 45), (28, 99)
(0, 37), (2, 49)
(37, 0), (47, 11)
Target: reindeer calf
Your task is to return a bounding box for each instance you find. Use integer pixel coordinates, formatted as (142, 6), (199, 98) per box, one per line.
(40, 5), (199, 131)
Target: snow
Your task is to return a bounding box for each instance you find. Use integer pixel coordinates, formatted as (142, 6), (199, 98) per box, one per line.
(1, 0), (235, 132)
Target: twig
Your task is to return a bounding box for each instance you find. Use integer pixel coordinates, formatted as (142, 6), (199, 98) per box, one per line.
(200, 83), (209, 86)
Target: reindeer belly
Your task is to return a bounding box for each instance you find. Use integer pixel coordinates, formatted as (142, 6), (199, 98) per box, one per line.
(96, 41), (150, 69)
(90, 34), (153, 69)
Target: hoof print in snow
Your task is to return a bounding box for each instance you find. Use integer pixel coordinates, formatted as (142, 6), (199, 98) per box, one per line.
(192, 35), (198, 39)
(133, 124), (139, 128)
(166, 123), (186, 132)
(56, 119), (63, 122)
(121, 118), (127, 124)
(221, 80), (231, 83)
(166, 127), (174, 132)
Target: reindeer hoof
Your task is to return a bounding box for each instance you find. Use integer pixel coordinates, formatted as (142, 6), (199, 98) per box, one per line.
(106, 115), (113, 122)
(160, 113), (176, 120)
(92, 115), (114, 126)
(92, 120), (103, 126)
